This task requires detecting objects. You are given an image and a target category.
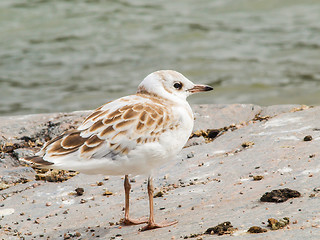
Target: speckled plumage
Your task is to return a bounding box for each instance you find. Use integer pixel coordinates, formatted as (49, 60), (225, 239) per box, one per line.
(26, 70), (212, 175)
(24, 70), (213, 230)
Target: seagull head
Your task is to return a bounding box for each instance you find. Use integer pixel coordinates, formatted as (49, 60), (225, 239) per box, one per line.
(137, 70), (213, 102)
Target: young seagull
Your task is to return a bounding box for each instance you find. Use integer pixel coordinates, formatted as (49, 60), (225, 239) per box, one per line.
(24, 70), (213, 231)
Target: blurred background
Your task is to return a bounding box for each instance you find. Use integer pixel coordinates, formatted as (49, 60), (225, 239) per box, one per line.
(0, 0), (320, 116)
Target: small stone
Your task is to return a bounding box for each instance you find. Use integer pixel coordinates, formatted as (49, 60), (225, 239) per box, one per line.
(75, 188), (84, 196)
(64, 233), (70, 239)
(154, 191), (164, 198)
(205, 221), (236, 235)
(241, 141), (254, 148)
(97, 182), (104, 186)
(303, 135), (312, 141)
(260, 188), (300, 203)
(187, 152), (194, 158)
(313, 187), (320, 192)
(80, 199), (87, 204)
(268, 217), (290, 230)
(207, 129), (220, 139)
(247, 226), (267, 233)
(103, 191), (113, 196)
(46, 202), (52, 206)
(130, 178), (136, 183)
(252, 175), (264, 181)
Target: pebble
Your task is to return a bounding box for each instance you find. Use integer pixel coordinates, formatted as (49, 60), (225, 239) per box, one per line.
(303, 135), (312, 141)
(96, 182), (104, 186)
(75, 188), (84, 196)
(103, 191), (113, 196)
(154, 191), (164, 198)
(314, 187), (320, 192)
(187, 152), (194, 158)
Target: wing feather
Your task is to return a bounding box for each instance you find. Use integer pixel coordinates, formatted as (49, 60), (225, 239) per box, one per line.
(32, 95), (179, 165)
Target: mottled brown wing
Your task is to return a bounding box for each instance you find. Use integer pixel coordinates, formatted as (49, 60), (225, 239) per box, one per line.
(78, 100), (179, 159)
(34, 95), (180, 162)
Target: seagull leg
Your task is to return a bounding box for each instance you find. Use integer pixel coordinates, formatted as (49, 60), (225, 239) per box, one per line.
(140, 176), (178, 231)
(121, 175), (148, 225)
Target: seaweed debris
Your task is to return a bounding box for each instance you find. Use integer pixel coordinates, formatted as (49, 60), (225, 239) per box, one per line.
(260, 188), (300, 203)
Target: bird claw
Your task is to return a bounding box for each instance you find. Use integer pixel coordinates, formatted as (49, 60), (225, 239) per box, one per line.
(139, 220), (178, 231)
(120, 217), (149, 226)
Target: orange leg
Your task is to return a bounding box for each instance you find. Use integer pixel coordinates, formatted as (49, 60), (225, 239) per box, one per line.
(139, 177), (178, 231)
(121, 175), (148, 225)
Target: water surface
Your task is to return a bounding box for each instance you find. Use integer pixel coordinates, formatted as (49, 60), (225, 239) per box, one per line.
(1, 0), (320, 116)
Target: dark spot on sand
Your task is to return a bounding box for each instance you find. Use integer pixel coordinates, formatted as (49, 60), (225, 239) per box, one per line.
(103, 190), (113, 196)
(268, 217), (290, 230)
(190, 129), (220, 142)
(187, 152), (194, 158)
(35, 169), (78, 182)
(260, 188), (300, 203)
(252, 114), (270, 121)
(19, 136), (35, 142)
(252, 175), (264, 181)
(204, 221), (237, 235)
(247, 226), (267, 233)
(314, 187), (320, 192)
(75, 187), (84, 196)
(241, 141), (254, 148)
(154, 191), (164, 198)
(207, 129), (220, 139)
(303, 135), (312, 141)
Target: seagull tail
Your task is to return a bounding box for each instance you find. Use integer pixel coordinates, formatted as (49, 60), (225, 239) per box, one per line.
(21, 156), (54, 167)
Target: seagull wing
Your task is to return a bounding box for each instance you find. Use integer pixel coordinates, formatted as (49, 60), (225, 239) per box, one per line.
(27, 95), (180, 166)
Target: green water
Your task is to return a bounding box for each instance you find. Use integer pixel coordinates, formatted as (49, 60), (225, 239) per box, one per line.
(1, 0), (320, 116)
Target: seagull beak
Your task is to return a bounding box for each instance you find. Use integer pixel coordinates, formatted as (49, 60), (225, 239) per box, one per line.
(188, 84), (213, 93)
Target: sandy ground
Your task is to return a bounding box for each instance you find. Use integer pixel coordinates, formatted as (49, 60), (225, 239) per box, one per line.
(1, 104), (320, 239)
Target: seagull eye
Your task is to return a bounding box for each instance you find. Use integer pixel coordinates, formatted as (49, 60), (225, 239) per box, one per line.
(173, 82), (183, 90)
